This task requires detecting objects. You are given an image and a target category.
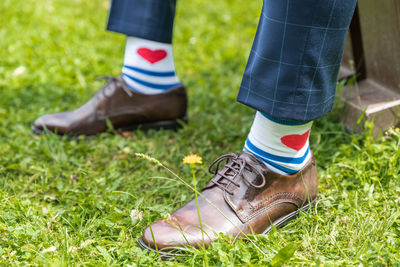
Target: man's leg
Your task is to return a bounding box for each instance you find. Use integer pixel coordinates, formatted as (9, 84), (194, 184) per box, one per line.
(33, 0), (187, 136)
(140, 0), (356, 253)
(239, 0), (356, 174)
(108, 0), (181, 94)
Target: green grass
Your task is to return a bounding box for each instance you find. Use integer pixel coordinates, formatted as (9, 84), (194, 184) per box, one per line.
(1, 0), (400, 265)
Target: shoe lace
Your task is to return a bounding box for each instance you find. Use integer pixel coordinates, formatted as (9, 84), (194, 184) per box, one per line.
(208, 153), (267, 195)
(94, 75), (134, 97)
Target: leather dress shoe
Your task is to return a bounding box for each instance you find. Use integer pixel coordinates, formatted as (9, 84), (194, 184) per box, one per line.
(139, 152), (318, 257)
(32, 76), (187, 136)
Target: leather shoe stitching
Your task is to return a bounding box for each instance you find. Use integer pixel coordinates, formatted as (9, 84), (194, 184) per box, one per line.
(241, 198), (301, 222)
(248, 192), (304, 210)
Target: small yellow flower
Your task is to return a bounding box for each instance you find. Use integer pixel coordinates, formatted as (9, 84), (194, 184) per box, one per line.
(396, 128), (400, 132)
(183, 154), (202, 165)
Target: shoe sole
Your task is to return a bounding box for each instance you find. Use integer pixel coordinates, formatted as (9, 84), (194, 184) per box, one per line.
(137, 199), (316, 259)
(119, 116), (187, 132)
(137, 237), (183, 260)
(261, 199), (316, 234)
(30, 117), (187, 140)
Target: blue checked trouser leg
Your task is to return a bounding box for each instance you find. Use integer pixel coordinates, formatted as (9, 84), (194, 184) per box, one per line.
(237, 0), (357, 121)
(107, 0), (176, 43)
(107, 0), (357, 121)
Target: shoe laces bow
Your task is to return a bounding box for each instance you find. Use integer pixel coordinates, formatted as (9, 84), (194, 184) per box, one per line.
(208, 153), (266, 195)
(94, 75), (134, 97)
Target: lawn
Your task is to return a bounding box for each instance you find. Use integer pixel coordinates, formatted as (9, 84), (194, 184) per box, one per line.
(1, 0), (400, 265)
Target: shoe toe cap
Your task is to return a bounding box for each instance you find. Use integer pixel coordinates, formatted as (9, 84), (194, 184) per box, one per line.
(141, 219), (193, 251)
(33, 113), (70, 134)
(33, 115), (48, 130)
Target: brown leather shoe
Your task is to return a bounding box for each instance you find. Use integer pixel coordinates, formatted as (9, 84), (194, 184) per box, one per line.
(32, 76), (187, 136)
(139, 151), (318, 257)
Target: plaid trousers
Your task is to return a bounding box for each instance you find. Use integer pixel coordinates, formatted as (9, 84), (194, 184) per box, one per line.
(107, 0), (357, 121)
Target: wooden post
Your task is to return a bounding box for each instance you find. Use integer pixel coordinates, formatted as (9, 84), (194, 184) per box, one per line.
(339, 1), (400, 136)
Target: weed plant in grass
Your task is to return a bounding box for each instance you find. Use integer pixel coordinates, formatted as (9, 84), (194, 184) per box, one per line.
(1, 0), (400, 265)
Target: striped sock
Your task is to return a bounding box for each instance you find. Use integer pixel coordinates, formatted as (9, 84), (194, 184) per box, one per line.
(244, 112), (312, 175)
(122, 37), (181, 95)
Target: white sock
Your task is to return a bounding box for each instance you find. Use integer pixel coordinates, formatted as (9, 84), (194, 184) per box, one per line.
(244, 112), (313, 175)
(122, 37), (181, 94)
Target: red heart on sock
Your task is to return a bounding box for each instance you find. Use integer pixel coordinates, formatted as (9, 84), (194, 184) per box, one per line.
(137, 48), (167, 64)
(281, 130), (310, 151)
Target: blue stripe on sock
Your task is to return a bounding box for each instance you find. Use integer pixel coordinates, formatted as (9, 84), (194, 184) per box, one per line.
(244, 147), (298, 174)
(123, 73), (181, 90)
(260, 112), (311, 126)
(245, 138), (309, 164)
(123, 65), (176, 77)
